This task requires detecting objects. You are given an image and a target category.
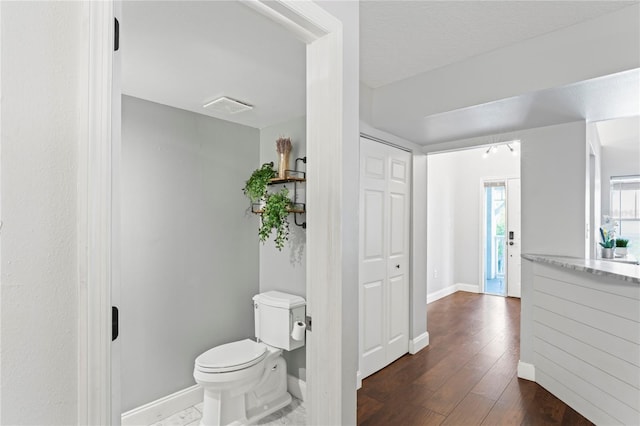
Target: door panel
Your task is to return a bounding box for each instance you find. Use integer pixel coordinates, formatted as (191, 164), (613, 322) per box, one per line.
(363, 280), (384, 355)
(389, 193), (405, 256)
(388, 275), (406, 341)
(364, 190), (384, 259)
(507, 178), (522, 298)
(359, 137), (411, 379)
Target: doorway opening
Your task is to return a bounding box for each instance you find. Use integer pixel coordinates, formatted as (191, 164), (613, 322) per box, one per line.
(84, 1), (345, 425)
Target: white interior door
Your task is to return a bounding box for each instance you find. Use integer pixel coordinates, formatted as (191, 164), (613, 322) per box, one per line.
(359, 138), (411, 379)
(507, 178), (521, 298)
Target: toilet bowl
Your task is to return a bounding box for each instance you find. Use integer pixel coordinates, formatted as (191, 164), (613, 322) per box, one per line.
(194, 339), (290, 426)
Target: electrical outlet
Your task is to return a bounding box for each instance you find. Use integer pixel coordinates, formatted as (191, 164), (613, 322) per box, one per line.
(433, 269), (438, 279)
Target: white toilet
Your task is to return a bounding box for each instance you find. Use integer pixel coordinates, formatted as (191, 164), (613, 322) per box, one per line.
(193, 291), (306, 426)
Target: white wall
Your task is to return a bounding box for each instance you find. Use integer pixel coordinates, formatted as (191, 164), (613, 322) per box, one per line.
(427, 146), (520, 297)
(259, 115), (307, 381)
(0, 2), (87, 424)
(120, 96), (260, 411)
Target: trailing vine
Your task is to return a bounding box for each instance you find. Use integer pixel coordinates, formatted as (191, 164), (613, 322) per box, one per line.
(259, 188), (291, 250)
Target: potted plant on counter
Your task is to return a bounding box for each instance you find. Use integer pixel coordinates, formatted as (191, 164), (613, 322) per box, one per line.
(599, 228), (615, 259)
(615, 238), (629, 257)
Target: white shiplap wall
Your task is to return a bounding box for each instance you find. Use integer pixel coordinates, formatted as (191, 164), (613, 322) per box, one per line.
(531, 263), (640, 425)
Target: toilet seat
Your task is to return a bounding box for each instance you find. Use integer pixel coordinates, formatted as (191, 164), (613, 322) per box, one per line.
(195, 339), (267, 373)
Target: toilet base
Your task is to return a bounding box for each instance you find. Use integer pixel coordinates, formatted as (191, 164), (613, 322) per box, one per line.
(245, 391), (291, 425)
(198, 354), (291, 426)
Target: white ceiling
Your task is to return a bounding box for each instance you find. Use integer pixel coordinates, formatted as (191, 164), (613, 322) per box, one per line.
(121, 1), (305, 129)
(360, 1), (635, 88)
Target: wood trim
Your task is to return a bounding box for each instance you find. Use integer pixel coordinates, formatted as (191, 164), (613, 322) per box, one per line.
(82, 1), (114, 424)
(306, 27), (344, 425)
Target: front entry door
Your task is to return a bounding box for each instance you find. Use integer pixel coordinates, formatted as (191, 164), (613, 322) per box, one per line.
(506, 178), (521, 298)
(359, 137), (411, 379)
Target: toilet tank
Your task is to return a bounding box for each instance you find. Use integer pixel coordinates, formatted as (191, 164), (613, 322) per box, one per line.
(253, 291), (306, 351)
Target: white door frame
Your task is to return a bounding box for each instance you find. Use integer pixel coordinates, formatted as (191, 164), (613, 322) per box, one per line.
(81, 1), (344, 424)
(478, 176), (519, 296)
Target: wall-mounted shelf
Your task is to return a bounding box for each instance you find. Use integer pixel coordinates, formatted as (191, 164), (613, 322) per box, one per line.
(251, 203), (306, 215)
(252, 157), (306, 228)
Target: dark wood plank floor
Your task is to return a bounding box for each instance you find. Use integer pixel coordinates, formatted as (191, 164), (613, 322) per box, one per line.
(357, 292), (593, 426)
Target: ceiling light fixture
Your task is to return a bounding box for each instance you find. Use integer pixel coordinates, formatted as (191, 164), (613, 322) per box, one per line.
(481, 140), (520, 158)
(203, 96), (253, 114)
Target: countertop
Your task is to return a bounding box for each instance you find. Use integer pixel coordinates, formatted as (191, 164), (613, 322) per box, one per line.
(522, 254), (640, 284)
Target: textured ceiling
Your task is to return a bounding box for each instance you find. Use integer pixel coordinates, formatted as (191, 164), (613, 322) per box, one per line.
(388, 69), (640, 146)
(121, 1), (305, 129)
(360, 1), (636, 88)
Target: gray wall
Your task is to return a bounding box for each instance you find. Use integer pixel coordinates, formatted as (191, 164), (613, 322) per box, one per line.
(121, 96), (260, 411)
(259, 116), (307, 380)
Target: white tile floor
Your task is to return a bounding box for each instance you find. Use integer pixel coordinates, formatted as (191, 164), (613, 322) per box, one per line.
(150, 398), (306, 426)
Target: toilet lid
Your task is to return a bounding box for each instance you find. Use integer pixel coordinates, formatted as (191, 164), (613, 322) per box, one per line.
(195, 339), (267, 373)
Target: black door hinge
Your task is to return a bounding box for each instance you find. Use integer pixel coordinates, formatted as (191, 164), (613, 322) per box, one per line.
(114, 18), (120, 51)
(112, 306), (119, 341)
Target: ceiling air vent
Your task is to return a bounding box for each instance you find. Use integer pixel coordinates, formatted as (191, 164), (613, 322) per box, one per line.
(203, 96), (253, 114)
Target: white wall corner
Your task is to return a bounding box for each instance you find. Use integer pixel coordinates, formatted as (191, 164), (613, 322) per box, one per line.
(409, 332), (430, 355)
(121, 384), (203, 426)
(287, 374), (307, 401)
(356, 371), (363, 390)
(456, 283), (481, 294)
(427, 284), (458, 304)
(517, 361), (536, 382)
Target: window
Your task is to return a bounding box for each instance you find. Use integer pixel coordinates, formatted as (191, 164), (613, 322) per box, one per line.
(610, 175), (640, 259)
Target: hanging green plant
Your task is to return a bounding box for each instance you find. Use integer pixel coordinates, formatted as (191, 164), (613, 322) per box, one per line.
(243, 162), (276, 202)
(259, 187), (291, 250)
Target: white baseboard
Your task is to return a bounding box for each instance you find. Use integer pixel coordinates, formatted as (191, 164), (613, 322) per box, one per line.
(287, 374), (306, 401)
(121, 384), (203, 426)
(427, 283), (480, 304)
(409, 332), (430, 354)
(121, 376), (305, 425)
(427, 284), (458, 304)
(456, 283), (480, 293)
(356, 370), (362, 390)
(517, 361), (536, 382)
